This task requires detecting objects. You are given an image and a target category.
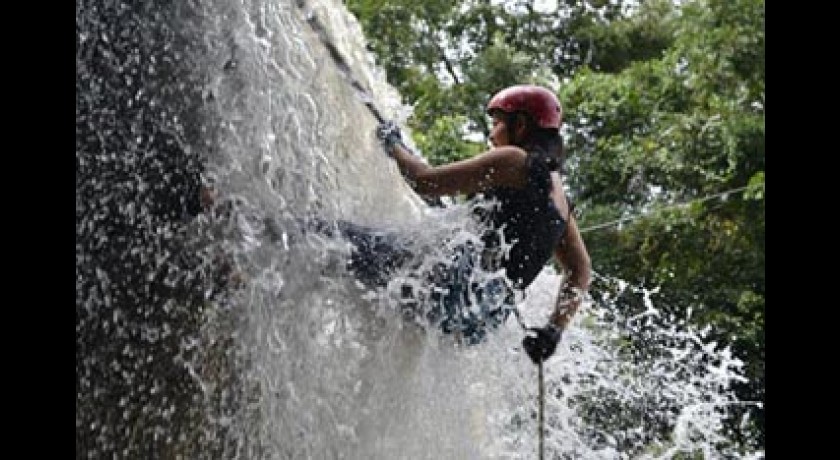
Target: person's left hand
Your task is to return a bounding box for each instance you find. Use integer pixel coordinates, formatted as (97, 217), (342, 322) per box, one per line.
(522, 323), (563, 364)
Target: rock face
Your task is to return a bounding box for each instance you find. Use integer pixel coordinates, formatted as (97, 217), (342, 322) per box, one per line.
(76, 0), (424, 456)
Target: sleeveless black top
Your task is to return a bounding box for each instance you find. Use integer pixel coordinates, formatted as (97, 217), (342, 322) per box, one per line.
(472, 151), (567, 290)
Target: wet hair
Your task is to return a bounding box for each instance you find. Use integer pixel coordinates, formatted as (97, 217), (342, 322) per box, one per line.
(524, 127), (565, 174)
(500, 111), (566, 174)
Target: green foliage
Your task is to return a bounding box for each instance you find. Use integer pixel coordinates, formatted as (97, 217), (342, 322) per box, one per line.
(563, 0), (764, 446)
(412, 115), (484, 166)
(570, 0), (679, 73)
(745, 172), (764, 200)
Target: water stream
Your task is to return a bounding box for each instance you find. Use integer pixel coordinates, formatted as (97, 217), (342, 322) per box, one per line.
(76, 0), (762, 458)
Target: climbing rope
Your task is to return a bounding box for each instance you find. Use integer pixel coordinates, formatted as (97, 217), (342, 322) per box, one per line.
(579, 185), (752, 234)
(538, 359), (545, 460)
(510, 306), (550, 459)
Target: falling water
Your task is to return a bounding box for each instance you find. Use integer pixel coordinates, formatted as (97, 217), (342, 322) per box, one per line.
(76, 0), (763, 458)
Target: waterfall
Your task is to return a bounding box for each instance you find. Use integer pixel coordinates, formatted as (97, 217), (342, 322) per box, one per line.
(76, 0), (762, 458)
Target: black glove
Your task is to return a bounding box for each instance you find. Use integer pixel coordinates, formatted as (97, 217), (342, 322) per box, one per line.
(522, 324), (563, 364)
(376, 120), (403, 156)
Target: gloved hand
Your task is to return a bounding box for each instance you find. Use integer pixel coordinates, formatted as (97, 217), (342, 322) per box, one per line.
(376, 120), (403, 156)
(522, 323), (563, 364)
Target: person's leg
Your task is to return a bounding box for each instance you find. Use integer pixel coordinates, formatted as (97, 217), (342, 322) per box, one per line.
(298, 217), (415, 288)
(425, 244), (517, 345)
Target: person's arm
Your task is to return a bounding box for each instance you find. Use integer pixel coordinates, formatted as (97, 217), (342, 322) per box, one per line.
(549, 215), (591, 329)
(521, 175), (591, 365)
(545, 172), (591, 329)
(389, 142), (528, 196)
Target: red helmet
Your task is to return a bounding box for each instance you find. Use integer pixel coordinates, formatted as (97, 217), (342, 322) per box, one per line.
(486, 84), (563, 129)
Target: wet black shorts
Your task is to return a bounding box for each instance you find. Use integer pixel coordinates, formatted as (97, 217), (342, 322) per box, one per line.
(307, 218), (516, 344)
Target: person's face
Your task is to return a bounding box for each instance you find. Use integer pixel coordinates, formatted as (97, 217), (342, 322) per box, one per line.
(489, 112), (526, 148)
(489, 112), (511, 147)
